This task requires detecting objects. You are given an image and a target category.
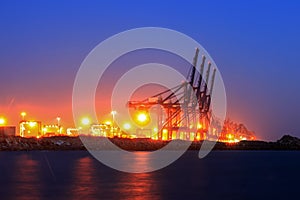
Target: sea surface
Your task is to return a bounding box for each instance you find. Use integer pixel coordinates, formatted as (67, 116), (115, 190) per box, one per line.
(0, 150), (299, 200)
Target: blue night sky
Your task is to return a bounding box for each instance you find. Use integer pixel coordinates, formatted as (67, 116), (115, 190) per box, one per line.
(0, 0), (300, 140)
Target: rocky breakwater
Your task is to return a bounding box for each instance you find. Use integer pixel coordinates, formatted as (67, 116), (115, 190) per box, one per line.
(0, 136), (85, 151)
(0, 135), (300, 151)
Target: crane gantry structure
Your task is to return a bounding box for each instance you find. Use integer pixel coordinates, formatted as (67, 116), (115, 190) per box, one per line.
(128, 48), (217, 141)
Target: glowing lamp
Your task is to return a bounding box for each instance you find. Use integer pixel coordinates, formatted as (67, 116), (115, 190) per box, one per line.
(81, 117), (91, 125)
(105, 121), (112, 125)
(197, 123), (202, 129)
(226, 133), (234, 140)
(133, 110), (150, 126)
(29, 122), (37, 127)
(137, 113), (147, 122)
(20, 112), (26, 120)
(0, 117), (6, 125)
(111, 111), (117, 115)
(123, 123), (131, 130)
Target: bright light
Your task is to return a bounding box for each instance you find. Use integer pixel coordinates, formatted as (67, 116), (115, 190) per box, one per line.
(133, 110), (150, 126)
(56, 117), (61, 125)
(197, 123), (202, 129)
(137, 113), (147, 122)
(227, 134), (233, 139)
(29, 122), (37, 127)
(111, 111), (117, 115)
(123, 123), (131, 130)
(162, 129), (168, 140)
(20, 112), (26, 120)
(152, 136), (158, 140)
(0, 117), (6, 125)
(153, 127), (158, 133)
(105, 121), (112, 125)
(81, 118), (90, 125)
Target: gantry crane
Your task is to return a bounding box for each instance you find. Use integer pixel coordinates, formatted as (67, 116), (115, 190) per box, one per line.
(128, 48), (217, 140)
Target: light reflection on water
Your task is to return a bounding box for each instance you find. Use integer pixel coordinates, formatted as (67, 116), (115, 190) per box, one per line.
(0, 151), (300, 200)
(70, 156), (97, 199)
(70, 153), (160, 200)
(0, 151), (162, 199)
(11, 154), (41, 200)
(116, 169), (160, 200)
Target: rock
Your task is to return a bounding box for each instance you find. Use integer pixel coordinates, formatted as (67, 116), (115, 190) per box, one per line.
(277, 135), (300, 149)
(55, 140), (64, 146)
(0, 134), (300, 151)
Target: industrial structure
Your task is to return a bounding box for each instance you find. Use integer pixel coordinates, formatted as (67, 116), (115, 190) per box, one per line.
(219, 119), (256, 142)
(0, 116), (16, 136)
(19, 120), (42, 138)
(0, 126), (16, 136)
(42, 124), (63, 137)
(128, 48), (217, 141)
(0, 47), (255, 142)
(90, 124), (111, 137)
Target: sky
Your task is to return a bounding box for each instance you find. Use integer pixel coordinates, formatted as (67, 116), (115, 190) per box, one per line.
(0, 0), (300, 140)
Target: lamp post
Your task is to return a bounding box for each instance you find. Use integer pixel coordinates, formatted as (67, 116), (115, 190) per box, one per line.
(111, 111), (117, 135)
(20, 112), (26, 120)
(56, 117), (61, 134)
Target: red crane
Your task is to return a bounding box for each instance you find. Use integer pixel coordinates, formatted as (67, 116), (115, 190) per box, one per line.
(128, 48), (217, 141)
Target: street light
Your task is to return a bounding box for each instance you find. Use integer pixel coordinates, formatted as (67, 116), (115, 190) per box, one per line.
(111, 111), (117, 127)
(56, 117), (61, 126)
(111, 111), (117, 135)
(0, 117), (6, 125)
(123, 123), (131, 130)
(20, 112), (26, 120)
(56, 117), (61, 134)
(81, 117), (90, 126)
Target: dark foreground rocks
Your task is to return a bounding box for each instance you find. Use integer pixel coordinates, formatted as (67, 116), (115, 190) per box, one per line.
(0, 135), (299, 151)
(0, 136), (85, 151)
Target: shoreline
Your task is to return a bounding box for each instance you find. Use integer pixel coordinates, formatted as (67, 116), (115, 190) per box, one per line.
(0, 135), (299, 151)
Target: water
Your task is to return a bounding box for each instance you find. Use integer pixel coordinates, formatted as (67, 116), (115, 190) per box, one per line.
(0, 151), (299, 200)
